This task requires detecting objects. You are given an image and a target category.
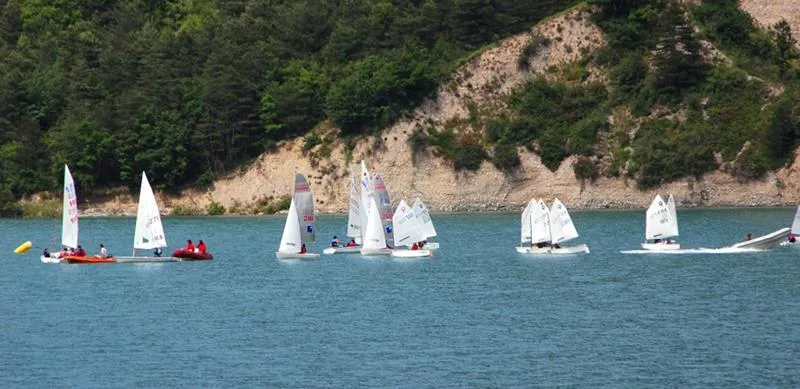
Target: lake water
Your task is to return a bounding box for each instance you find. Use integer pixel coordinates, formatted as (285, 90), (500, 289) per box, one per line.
(1, 208), (799, 388)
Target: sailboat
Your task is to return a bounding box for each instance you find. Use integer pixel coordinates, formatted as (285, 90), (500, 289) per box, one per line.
(323, 175), (362, 254)
(116, 172), (180, 263)
(516, 198), (589, 255)
(782, 205), (800, 246)
(390, 199), (432, 258)
(360, 196), (391, 256)
(372, 172), (394, 244)
(276, 173), (319, 259)
(41, 165), (78, 263)
(411, 198), (439, 250)
(641, 194), (680, 250)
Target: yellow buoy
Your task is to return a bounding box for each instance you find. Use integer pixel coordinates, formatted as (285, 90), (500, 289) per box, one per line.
(14, 241), (32, 254)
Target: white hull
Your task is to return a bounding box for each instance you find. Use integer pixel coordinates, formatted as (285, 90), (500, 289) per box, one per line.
(40, 255), (62, 264)
(641, 242), (681, 251)
(322, 246), (361, 255)
(730, 227), (790, 250)
(275, 251), (321, 260)
(115, 256), (181, 263)
(515, 244), (590, 255)
(390, 249), (432, 258)
(360, 247), (392, 256)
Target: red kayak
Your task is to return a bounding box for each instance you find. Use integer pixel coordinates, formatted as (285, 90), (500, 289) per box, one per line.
(172, 249), (213, 260)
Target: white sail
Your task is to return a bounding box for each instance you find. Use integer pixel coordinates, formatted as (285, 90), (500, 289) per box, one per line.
(278, 198), (302, 254)
(792, 205), (800, 235)
(362, 197), (386, 250)
(667, 194), (679, 237)
(61, 165), (79, 249)
(347, 175), (361, 241)
(133, 172), (167, 250)
(372, 172), (394, 241)
(359, 161), (373, 241)
(645, 194), (678, 240)
(530, 199), (551, 244)
(411, 198), (437, 239)
(520, 198), (536, 243)
(549, 198), (579, 244)
(294, 173), (315, 243)
(393, 200), (424, 247)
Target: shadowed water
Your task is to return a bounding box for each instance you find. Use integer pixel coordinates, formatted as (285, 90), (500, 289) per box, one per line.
(1, 208), (798, 387)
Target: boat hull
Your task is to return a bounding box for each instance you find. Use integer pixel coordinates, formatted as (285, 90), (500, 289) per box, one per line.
(322, 246), (361, 255)
(172, 249), (214, 260)
(390, 249), (432, 258)
(275, 251), (320, 260)
(641, 242), (681, 251)
(360, 247), (392, 256)
(730, 227), (790, 250)
(516, 244), (590, 255)
(40, 255), (62, 264)
(115, 256), (181, 263)
(63, 255), (116, 264)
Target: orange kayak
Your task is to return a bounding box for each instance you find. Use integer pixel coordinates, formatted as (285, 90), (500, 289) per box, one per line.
(63, 255), (117, 264)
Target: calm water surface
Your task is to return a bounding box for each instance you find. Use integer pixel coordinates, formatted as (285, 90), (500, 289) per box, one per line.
(1, 208), (799, 388)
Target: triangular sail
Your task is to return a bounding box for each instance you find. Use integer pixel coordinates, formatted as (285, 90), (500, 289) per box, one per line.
(359, 161), (372, 242)
(412, 198), (437, 239)
(362, 197), (386, 250)
(278, 198), (302, 253)
(133, 172), (167, 250)
(347, 175), (361, 242)
(372, 172), (394, 241)
(393, 200), (424, 247)
(667, 194), (679, 237)
(61, 165), (79, 249)
(520, 199), (536, 243)
(645, 194), (678, 240)
(549, 198), (579, 244)
(792, 205), (800, 235)
(294, 173), (315, 243)
(530, 199), (551, 244)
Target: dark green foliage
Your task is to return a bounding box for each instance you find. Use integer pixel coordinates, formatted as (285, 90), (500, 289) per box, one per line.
(428, 129), (487, 171)
(491, 140), (521, 173)
(0, 0), (578, 214)
(762, 97), (800, 168)
(572, 156), (598, 183)
(773, 20), (798, 78)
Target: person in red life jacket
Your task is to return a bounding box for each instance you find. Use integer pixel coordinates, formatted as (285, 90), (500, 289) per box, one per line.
(198, 240), (207, 254)
(346, 238), (357, 247)
(789, 233), (796, 243)
(300, 244), (307, 254)
(411, 242), (419, 250)
(186, 240), (195, 253)
(75, 245), (87, 257)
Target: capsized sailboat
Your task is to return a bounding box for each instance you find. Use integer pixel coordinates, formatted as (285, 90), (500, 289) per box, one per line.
(116, 172), (180, 263)
(276, 173), (320, 259)
(390, 199), (431, 258)
(516, 198), (589, 255)
(323, 175), (362, 254)
(641, 194), (680, 250)
(41, 165), (78, 263)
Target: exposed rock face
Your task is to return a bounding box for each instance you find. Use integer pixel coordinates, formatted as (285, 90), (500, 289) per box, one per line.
(84, 6), (800, 215)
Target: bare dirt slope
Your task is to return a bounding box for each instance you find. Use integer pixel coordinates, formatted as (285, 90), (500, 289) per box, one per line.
(84, 5), (800, 215)
(740, 0), (800, 48)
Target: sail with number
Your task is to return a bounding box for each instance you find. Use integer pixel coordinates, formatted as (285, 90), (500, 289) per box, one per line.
(392, 200), (424, 247)
(645, 194), (678, 240)
(520, 199), (536, 244)
(530, 199), (551, 244)
(372, 172), (394, 241)
(133, 172), (167, 250)
(412, 198), (437, 239)
(294, 173), (315, 243)
(362, 197), (386, 250)
(347, 175), (362, 243)
(549, 198), (579, 244)
(62, 165), (79, 249)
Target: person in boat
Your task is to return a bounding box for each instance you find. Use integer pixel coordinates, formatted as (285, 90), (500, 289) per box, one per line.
(42, 248), (50, 258)
(75, 245), (87, 257)
(553, 243), (561, 249)
(154, 248), (163, 257)
(419, 241), (426, 249)
(198, 240), (207, 254)
(654, 239), (662, 244)
(67, 247), (75, 256)
(186, 240), (195, 253)
(746, 233), (752, 240)
(789, 233), (796, 243)
(300, 244), (307, 254)
(58, 248), (68, 258)
(99, 243), (108, 258)
(330, 236), (340, 248)
(346, 238), (357, 247)
(411, 242), (419, 250)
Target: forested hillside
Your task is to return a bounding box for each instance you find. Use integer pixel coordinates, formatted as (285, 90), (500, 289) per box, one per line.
(0, 0), (574, 216)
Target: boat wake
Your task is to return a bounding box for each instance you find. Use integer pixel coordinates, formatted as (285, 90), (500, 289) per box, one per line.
(620, 247), (764, 255)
